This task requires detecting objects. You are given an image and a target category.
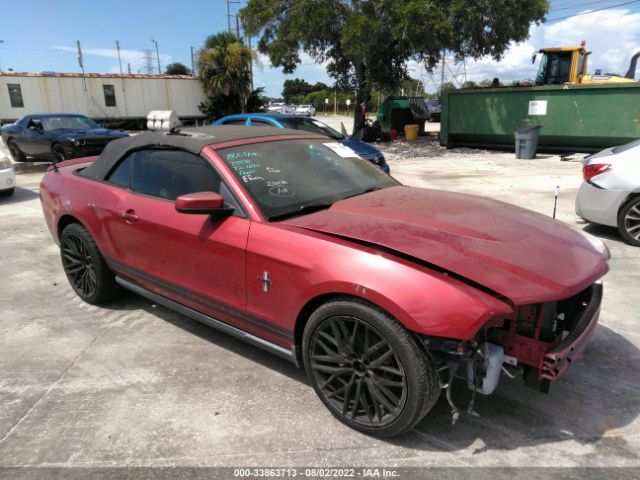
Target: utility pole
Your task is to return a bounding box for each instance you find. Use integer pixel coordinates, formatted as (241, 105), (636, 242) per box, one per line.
(190, 46), (196, 75)
(227, 0), (242, 37)
(127, 63), (131, 74)
(150, 38), (161, 74)
(247, 36), (253, 91)
(76, 40), (87, 92)
(115, 40), (126, 101)
(0, 39), (4, 72)
(115, 40), (123, 74)
(440, 49), (445, 93)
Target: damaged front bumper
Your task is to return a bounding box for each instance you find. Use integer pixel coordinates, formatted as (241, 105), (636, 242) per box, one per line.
(490, 282), (603, 391)
(421, 283), (603, 424)
(541, 283), (602, 381)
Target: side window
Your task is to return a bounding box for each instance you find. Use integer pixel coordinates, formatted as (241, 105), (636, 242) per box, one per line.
(105, 148), (243, 215)
(249, 119), (273, 127)
(131, 149), (222, 201)
(8, 84), (24, 108)
(103, 85), (117, 107)
(222, 119), (248, 125)
(107, 155), (132, 188)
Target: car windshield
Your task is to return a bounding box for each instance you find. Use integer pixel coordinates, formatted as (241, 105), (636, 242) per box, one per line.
(219, 139), (397, 220)
(612, 139), (640, 154)
(42, 116), (99, 130)
(279, 117), (344, 140)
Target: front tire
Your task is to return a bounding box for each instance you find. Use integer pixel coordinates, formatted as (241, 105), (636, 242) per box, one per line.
(302, 299), (440, 437)
(8, 139), (26, 162)
(60, 223), (120, 304)
(618, 196), (640, 246)
(52, 144), (68, 163)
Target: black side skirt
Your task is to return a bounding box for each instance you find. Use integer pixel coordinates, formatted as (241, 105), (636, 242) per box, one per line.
(115, 276), (298, 366)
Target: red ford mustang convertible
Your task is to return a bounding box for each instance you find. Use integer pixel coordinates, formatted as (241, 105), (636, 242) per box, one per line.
(40, 126), (609, 436)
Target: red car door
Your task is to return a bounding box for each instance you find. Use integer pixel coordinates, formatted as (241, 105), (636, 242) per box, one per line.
(102, 148), (249, 330)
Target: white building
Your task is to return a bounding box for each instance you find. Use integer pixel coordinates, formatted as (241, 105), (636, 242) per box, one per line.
(0, 72), (208, 126)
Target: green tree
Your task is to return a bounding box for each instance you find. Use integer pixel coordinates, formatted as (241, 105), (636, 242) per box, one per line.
(199, 87), (267, 120)
(440, 81), (457, 92)
(241, 0), (548, 132)
(197, 31), (254, 113)
(282, 78), (314, 102)
(164, 62), (191, 75)
(462, 80), (477, 89)
(399, 77), (423, 96)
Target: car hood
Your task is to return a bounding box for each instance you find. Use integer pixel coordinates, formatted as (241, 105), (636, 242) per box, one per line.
(341, 139), (382, 158)
(283, 186), (608, 304)
(51, 128), (128, 139)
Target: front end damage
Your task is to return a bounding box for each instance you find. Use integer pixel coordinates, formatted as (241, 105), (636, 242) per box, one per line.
(421, 283), (603, 424)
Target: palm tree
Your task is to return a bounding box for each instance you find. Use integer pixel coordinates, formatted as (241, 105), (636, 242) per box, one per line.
(197, 32), (254, 113)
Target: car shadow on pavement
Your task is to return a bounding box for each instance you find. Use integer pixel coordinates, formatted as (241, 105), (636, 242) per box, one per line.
(391, 324), (640, 457)
(0, 186), (39, 205)
(103, 291), (639, 456)
(12, 162), (52, 174)
(583, 223), (627, 245)
(104, 290), (306, 381)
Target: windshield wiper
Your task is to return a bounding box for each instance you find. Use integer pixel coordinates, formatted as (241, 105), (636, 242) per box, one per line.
(269, 201), (334, 221)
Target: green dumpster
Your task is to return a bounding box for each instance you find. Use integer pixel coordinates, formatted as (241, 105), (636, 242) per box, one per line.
(377, 96), (429, 135)
(440, 83), (640, 153)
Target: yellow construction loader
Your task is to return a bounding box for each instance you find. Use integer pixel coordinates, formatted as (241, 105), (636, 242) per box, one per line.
(533, 41), (639, 85)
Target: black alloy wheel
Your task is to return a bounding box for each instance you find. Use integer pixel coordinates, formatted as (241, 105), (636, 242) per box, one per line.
(8, 139), (26, 162)
(60, 223), (120, 304)
(303, 299), (440, 437)
(310, 317), (407, 426)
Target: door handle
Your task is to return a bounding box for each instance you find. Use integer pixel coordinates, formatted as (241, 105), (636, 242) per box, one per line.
(120, 209), (138, 222)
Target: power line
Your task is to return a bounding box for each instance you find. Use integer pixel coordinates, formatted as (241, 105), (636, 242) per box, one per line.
(547, 0), (640, 21)
(550, 0), (618, 12)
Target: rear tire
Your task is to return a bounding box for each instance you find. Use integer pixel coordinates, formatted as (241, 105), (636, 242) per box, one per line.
(60, 223), (121, 304)
(302, 298), (440, 437)
(618, 196), (640, 247)
(0, 188), (14, 197)
(8, 139), (26, 162)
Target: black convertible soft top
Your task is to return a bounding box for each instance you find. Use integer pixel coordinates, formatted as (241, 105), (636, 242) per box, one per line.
(80, 125), (320, 181)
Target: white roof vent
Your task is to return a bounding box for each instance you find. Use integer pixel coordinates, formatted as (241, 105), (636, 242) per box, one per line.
(146, 110), (180, 132)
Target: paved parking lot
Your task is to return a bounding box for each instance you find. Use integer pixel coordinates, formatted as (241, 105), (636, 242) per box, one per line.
(0, 133), (639, 475)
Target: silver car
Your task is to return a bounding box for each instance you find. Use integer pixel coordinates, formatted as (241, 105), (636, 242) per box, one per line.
(575, 139), (640, 246)
(295, 104), (316, 116)
(0, 153), (15, 196)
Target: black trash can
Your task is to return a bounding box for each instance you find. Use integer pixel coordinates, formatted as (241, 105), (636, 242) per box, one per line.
(515, 125), (541, 159)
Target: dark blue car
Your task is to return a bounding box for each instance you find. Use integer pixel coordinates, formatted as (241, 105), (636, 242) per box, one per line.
(214, 114), (390, 174)
(1, 113), (128, 163)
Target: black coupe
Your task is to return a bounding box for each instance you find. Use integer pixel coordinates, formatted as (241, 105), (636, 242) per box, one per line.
(1, 114), (128, 162)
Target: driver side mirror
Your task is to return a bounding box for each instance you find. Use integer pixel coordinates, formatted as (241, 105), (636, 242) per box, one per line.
(175, 192), (234, 216)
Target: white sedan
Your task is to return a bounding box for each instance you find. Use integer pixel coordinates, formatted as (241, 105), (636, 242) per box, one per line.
(295, 104), (316, 116)
(576, 139), (640, 246)
(0, 153), (15, 196)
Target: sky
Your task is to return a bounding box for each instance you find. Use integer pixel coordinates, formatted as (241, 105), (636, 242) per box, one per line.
(1, 0), (639, 98)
